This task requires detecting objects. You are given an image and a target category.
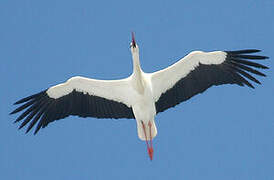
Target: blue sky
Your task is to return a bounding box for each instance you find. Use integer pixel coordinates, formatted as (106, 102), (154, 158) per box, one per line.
(1, 0), (274, 179)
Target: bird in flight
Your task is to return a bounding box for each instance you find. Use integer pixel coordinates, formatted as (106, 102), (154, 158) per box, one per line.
(11, 32), (268, 160)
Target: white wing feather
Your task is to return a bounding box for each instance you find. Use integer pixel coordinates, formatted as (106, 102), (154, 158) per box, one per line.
(149, 51), (227, 102)
(47, 76), (134, 108)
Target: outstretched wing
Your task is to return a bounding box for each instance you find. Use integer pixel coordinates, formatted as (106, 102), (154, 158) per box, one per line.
(11, 76), (135, 134)
(150, 49), (268, 113)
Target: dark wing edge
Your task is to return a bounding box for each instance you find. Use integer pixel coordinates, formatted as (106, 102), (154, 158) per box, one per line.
(10, 89), (134, 134)
(155, 49), (269, 113)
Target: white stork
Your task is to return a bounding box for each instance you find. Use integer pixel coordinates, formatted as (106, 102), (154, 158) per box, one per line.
(11, 33), (268, 160)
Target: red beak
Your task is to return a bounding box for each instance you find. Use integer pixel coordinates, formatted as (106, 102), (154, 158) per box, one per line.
(131, 32), (136, 48)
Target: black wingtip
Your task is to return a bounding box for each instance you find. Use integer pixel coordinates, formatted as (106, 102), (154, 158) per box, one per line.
(14, 101), (22, 105)
(13, 90), (47, 105)
(14, 97), (33, 105)
(26, 128), (33, 134)
(226, 49), (269, 60)
(34, 126), (41, 135)
(10, 108), (22, 115)
(18, 124), (24, 130)
(226, 49), (261, 54)
(26, 125), (32, 134)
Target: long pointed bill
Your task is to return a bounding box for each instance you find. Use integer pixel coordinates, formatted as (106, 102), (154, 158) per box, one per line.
(131, 32), (136, 48)
(141, 121), (154, 161)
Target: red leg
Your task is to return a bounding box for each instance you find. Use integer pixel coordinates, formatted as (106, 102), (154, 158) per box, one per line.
(141, 121), (149, 150)
(148, 121), (154, 160)
(141, 121), (153, 160)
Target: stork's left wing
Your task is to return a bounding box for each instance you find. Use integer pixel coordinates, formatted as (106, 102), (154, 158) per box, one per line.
(150, 49), (268, 113)
(10, 76), (135, 134)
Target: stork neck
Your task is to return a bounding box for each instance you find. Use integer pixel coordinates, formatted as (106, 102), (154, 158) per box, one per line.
(132, 51), (144, 93)
(132, 52), (142, 76)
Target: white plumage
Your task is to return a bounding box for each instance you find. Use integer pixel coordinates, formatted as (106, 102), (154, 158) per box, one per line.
(11, 33), (268, 160)
(151, 51), (227, 102)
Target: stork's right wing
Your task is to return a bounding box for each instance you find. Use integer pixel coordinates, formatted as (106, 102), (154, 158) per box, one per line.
(149, 49), (268, 113)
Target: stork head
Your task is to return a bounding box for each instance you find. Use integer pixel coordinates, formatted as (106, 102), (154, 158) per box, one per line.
(130, 32), (139, 53)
